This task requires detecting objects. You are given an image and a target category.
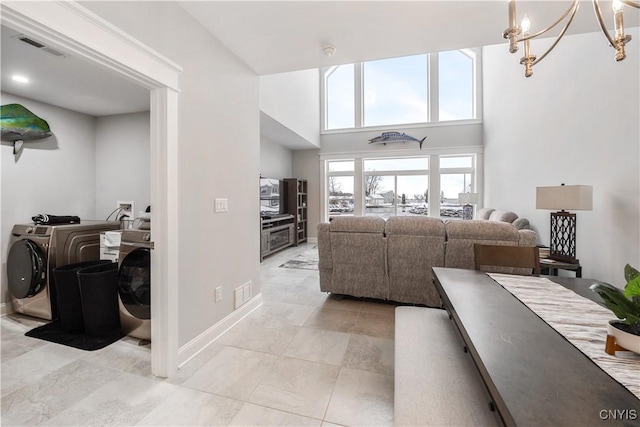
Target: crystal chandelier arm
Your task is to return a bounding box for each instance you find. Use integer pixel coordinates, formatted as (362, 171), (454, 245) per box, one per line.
(517, 0), (580, 43)
(593, 0), (617, 47)
(620, 0), (640, 7)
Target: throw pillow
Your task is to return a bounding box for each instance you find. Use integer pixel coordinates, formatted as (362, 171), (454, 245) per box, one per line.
(512, 217), (531, 230)
(475, 208), (495, 220)
(489, 210), (519, 223)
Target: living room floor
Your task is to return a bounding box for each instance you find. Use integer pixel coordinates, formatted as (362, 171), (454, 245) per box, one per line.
(1, 242), (396, 426)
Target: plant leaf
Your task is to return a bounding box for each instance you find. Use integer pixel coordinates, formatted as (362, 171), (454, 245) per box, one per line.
(624, 264), (640, 282)
(624, 275), (640, 299)
(590, 283), (639, 321)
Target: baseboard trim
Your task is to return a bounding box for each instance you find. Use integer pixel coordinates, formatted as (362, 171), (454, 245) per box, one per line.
(177, 294), (263, 367)
(0, 302), (14, 317)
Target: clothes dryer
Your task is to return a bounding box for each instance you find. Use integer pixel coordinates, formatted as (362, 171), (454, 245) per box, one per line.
(7, 221), (121, 320)
(117, 229), (152, 341)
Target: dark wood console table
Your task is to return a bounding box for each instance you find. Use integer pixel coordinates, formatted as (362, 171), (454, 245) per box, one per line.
(432, 267), (639, 426)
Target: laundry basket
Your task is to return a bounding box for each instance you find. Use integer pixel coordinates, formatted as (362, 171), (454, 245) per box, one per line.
(53, 260), (113, 333)
(77, 262), (121, 337)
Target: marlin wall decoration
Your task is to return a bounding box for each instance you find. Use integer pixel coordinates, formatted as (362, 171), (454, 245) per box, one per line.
(1, 103), (52, 156)
(368, 132), (427, 150)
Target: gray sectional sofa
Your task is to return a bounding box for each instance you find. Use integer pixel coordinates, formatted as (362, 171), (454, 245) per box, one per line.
(317, 215), (537, 307)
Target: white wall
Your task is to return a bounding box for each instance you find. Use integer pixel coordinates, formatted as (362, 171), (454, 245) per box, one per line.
(320, 122), (482, 154)
(95, 112), (150, 220)
(260, 136), (292, 179)
(81, 1), (260, 348)
(483, 29), (640, 287)
(1, 93), (97, 305)
(260, 69), (320, 147)
(293, 149), (320, 238)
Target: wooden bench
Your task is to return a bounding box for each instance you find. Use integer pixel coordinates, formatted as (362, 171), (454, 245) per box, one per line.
(394, 306), (499, 426)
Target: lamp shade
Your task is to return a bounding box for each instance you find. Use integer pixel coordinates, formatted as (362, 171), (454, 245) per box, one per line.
(458, 193), (479, 204)
(536, 185), (593, 211)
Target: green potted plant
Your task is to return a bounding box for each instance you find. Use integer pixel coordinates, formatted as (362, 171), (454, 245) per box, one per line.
(590, 264), (640, 354)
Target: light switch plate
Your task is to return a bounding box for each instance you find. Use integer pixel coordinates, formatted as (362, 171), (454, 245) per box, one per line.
(215, 198), (228, 213)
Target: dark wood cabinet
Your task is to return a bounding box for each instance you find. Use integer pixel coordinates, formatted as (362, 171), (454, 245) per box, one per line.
(285, 178), (307, 246)
(260, 215), (294, 261)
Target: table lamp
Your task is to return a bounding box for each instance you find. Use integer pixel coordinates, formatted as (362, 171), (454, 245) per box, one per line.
(536, 184), (592, 264)
(458, 192), (479, 220)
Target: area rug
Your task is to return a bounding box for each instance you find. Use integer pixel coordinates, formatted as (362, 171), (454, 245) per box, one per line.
(25, 320), (123, 351)
(279, 246), (319, 270)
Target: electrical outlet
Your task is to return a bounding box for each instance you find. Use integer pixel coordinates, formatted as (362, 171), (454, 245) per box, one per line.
(116, 201), (135, 222)
(215, 286), (222, 302)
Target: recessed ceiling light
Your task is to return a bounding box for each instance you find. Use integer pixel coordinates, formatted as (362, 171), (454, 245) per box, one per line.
(12, 75), (29, 83)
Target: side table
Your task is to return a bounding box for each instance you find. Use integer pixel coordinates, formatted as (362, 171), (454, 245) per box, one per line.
(540, 258), (582, 278)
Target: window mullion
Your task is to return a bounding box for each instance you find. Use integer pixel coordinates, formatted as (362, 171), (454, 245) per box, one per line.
(429, 53), (438, 123)
(355, 62), (363, 128)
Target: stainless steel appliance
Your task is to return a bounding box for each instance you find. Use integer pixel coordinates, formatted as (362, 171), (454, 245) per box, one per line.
(117, 229), (152, 341)
(7, 221), (121, 320)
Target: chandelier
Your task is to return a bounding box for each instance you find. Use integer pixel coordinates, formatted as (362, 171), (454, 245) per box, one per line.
(503, 0), (640, 77)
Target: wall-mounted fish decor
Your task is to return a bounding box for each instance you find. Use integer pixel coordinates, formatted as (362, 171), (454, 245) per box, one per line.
(368, 132), (427, 149)
(1, 103), (51, 156)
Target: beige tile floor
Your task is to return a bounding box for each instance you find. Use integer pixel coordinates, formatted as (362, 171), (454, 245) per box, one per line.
(1, 243), (396, 426)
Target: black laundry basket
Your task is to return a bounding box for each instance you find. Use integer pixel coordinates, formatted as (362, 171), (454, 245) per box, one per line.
(53, 260), (113, 333)
(77, 262), (121, 337)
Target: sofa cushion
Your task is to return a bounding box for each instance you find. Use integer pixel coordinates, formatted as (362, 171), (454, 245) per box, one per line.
(488, 210), (519, 223)
(385, 216), (445, 237)
(386, 217), (445, 306)
(512, 217), (531, 230)
(475, 208), (495, 220)
(329, 216), (385, 233)
(444, 220), (521, 270)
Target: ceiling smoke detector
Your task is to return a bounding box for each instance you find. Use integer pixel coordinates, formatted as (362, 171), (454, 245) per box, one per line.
(322, 46), (336, 57)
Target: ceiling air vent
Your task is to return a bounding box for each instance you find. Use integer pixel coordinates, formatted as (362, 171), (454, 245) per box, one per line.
(18, 37), (45, 49)
(17, 36), (65, 58)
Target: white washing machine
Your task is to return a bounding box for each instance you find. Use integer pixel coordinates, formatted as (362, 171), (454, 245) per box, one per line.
(117, 229), (152, 341)
(7, 221), (121, 320)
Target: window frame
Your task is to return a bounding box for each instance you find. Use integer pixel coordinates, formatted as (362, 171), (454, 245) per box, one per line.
(320, 48), (482, 133)
(321, 151), (481, 222)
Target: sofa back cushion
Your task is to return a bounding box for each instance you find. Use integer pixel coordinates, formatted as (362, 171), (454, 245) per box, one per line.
(488, 210), (519, 223)
(475, 208), (495, 220)
(329, 216), (385, 233)
(386, 217), (445, 306)
(444, 220), (522, 270)
(326, 216), (388, 300)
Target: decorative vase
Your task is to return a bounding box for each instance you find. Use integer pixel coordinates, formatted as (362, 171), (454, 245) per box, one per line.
(607, 321), (640, 354)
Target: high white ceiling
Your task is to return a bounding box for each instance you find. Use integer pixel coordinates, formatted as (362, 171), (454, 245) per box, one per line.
(1, 1), (637, 118)
(179, 0), (638, 75)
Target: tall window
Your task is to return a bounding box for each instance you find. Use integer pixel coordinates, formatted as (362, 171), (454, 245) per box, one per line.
(439, 155), (475, 218)
(439, 50), (475, 121)
(326, 64), (355, 130)
(363, 55), (428, 127)
(327, 160), (355, 217)
(322, 49), (480, 130)
(363, 157), (429, 219)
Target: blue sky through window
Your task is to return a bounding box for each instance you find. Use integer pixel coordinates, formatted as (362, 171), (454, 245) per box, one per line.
(327, 64), (354, 129)
(439, 50), (473, 120)
(363, 54), (428, 127)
